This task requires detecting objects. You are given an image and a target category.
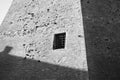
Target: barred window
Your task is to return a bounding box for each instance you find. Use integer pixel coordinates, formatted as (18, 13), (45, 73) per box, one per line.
(53, 32), (66, 50)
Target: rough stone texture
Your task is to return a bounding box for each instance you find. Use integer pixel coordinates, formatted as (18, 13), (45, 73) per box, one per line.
(0, 0), (88, 80)
(81, 0), (120, 80)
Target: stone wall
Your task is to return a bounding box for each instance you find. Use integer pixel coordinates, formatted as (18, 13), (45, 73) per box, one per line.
(0, 0), (88, 80)
(82, 0), (120, 80)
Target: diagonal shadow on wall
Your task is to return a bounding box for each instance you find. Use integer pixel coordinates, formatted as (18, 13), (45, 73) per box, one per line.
(0, 46), (88, 80)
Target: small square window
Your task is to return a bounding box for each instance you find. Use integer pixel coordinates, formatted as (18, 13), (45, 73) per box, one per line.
(53, 32), (66, 50)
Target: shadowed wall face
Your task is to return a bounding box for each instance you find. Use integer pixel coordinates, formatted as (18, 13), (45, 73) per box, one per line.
(81, 0), (120, 80)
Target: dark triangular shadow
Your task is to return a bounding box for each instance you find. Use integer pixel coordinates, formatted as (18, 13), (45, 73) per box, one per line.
(0, 46), (88, 80)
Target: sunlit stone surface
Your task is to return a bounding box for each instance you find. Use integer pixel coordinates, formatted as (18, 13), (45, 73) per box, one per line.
(0, 0), (88, 73)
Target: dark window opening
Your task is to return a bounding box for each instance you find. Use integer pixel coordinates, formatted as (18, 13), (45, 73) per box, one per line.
(53, 32), (66, 50)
